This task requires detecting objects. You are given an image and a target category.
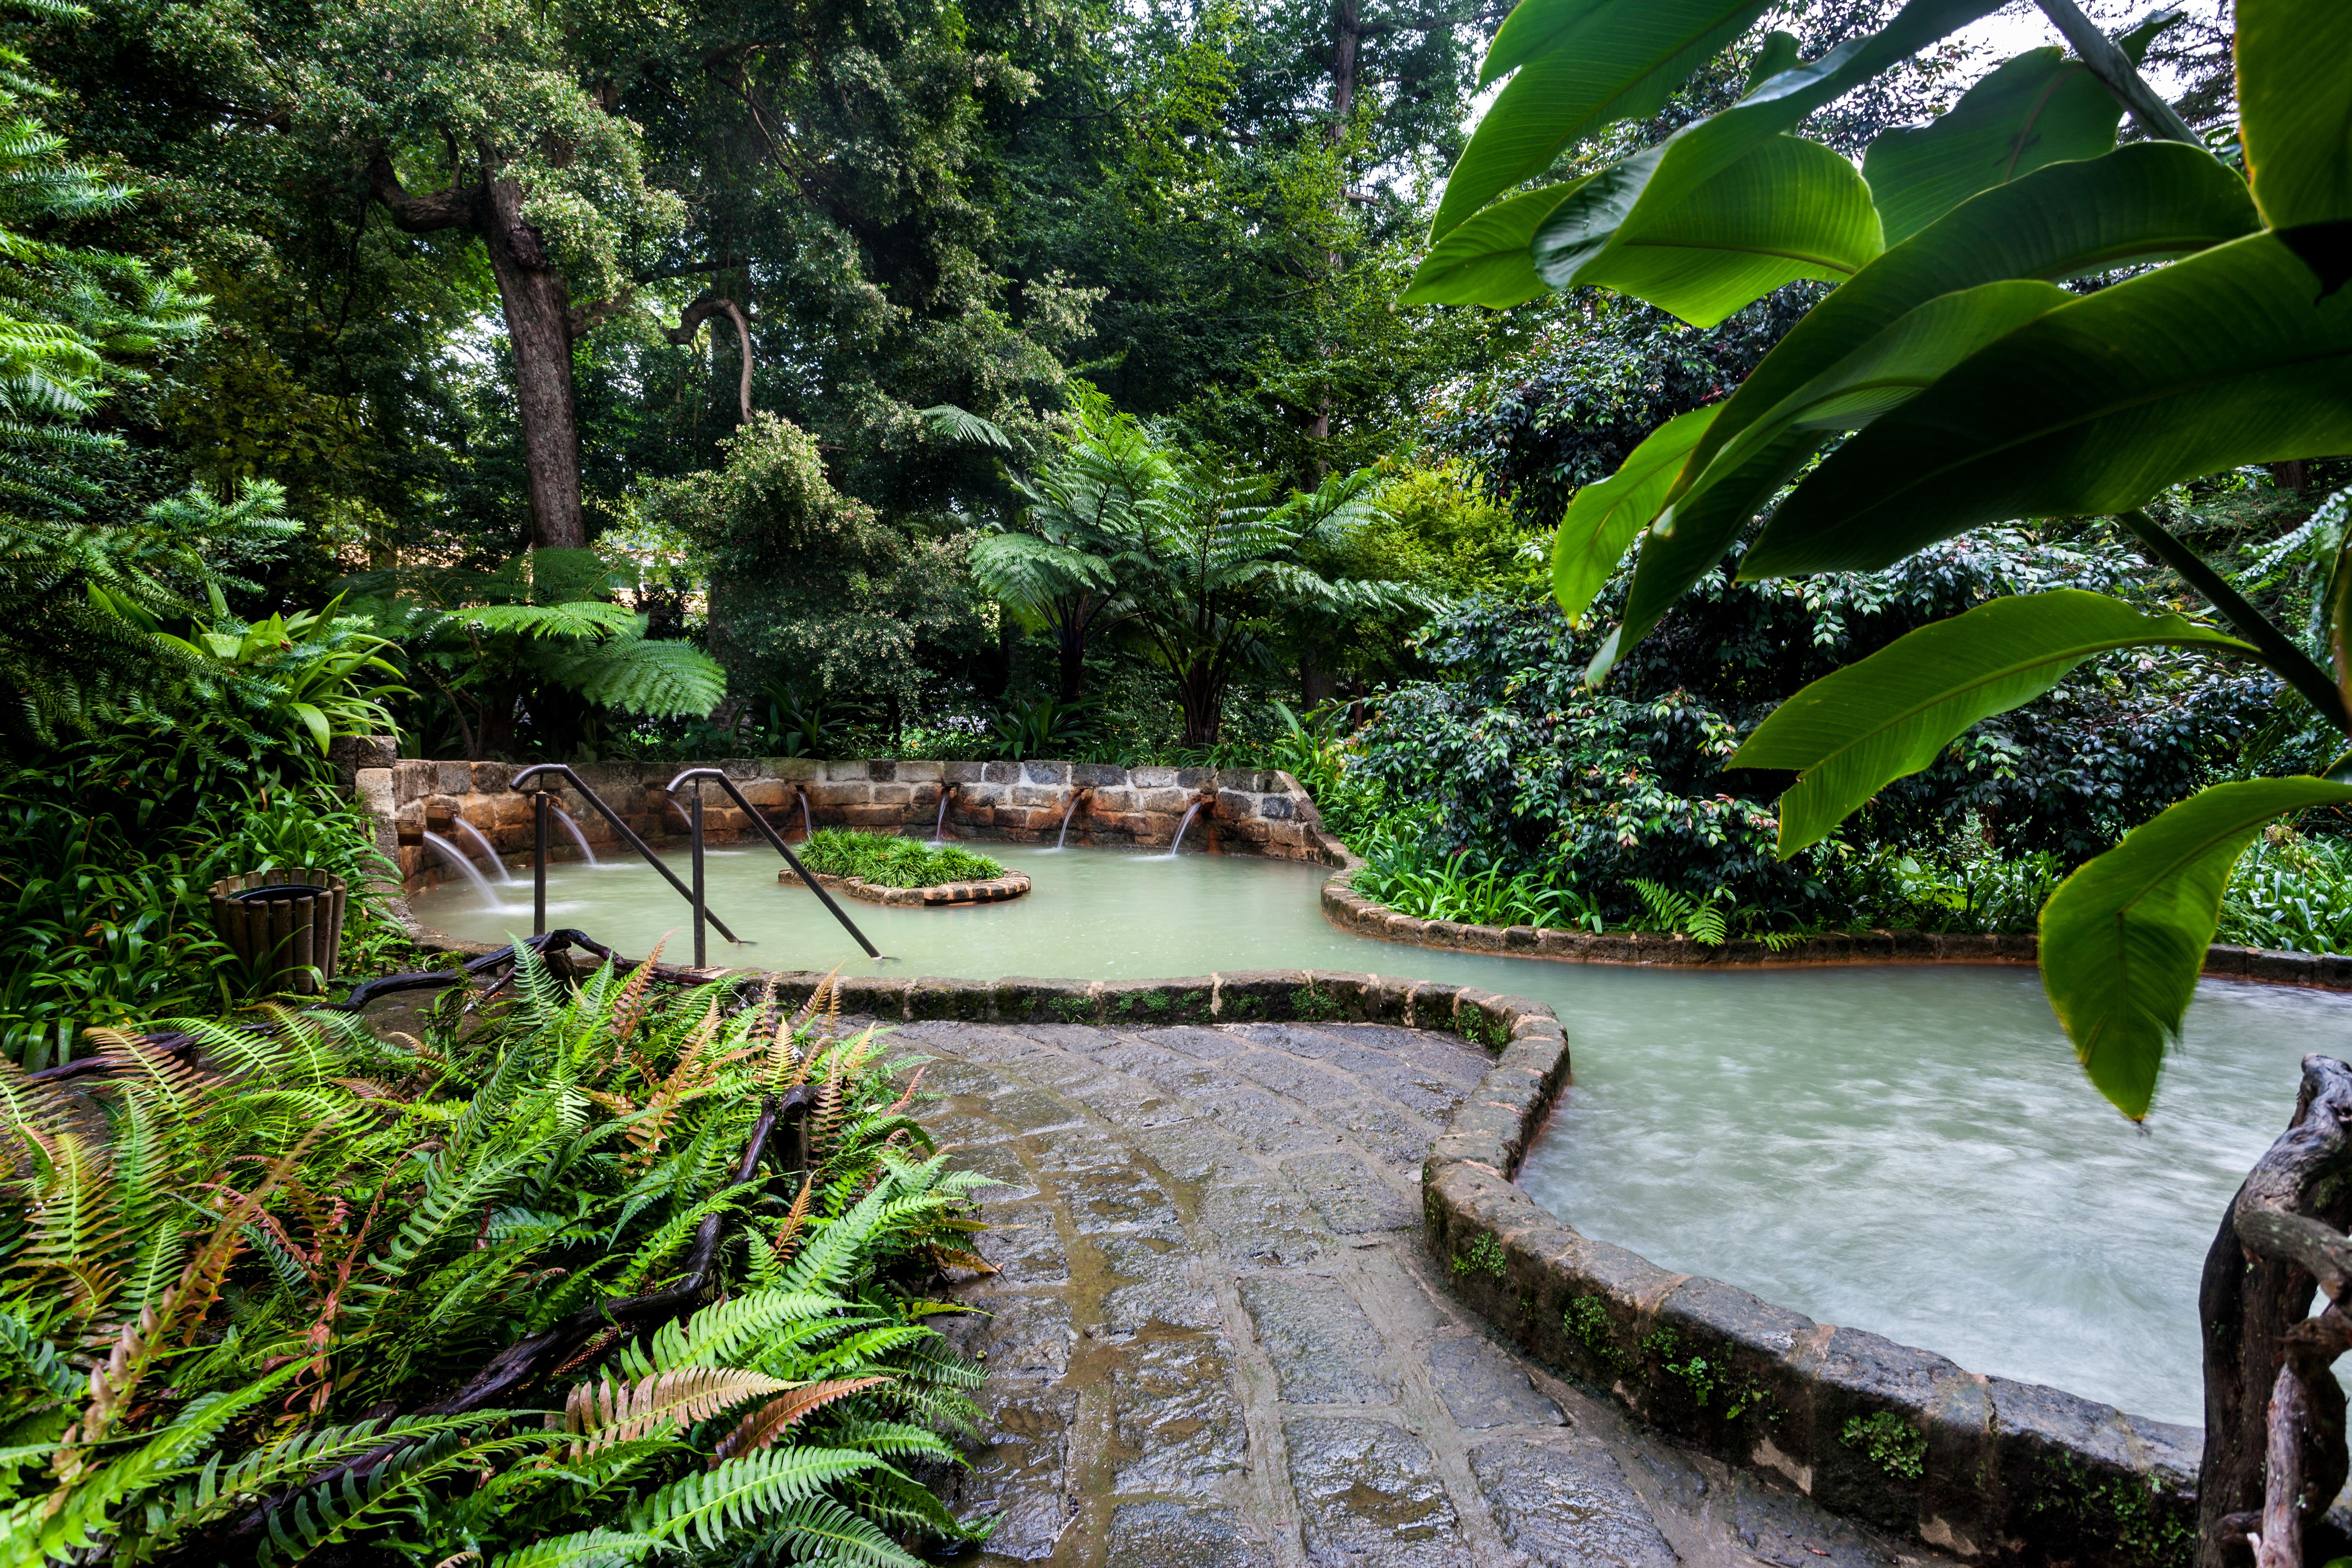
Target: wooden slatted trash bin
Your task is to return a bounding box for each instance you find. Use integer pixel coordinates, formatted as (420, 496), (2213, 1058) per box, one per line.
(209, 870), (349, 995)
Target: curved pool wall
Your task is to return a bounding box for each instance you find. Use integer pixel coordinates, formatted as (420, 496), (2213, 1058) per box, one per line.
(353, 756), (1344, 898)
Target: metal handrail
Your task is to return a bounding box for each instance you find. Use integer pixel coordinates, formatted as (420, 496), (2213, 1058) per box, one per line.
(665, 767), (879, 961)
(510, 763), (743, 947)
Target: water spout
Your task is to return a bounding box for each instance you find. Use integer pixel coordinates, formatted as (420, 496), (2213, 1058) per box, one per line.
(423, 830), (505, 906)
(1054, 789), (1085, 851)
(932, 787), (952, 843)
(798, 789), (813, 843)
(1161, 800), (1204, 859)
(551, 802), (600, 866)
(451, 818), (513, 884)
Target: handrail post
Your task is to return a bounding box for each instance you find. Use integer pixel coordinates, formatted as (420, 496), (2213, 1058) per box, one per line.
(664, 767), (882, 960)
(689, 785), (707, 969)
(508, 763), (743, 944)
(532, 789), (549, 938)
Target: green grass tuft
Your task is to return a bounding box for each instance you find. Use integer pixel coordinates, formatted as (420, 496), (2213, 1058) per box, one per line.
(796, 829), (1005, 888)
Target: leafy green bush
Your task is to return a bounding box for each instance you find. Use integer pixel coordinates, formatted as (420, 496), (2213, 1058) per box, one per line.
(0, 960), (992, 1564)
(2218, 826), (2352, 954)
(797, 829), (1005, 888)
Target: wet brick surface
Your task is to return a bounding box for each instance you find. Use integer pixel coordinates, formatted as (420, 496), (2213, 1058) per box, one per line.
(891, 1018), (1949, 1568)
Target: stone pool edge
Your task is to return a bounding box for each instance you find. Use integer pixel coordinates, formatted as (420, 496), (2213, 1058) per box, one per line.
(1322, 864), (2352, 992)
(1418, 986), (2200, 1568)
(796, 868), (1032, 907)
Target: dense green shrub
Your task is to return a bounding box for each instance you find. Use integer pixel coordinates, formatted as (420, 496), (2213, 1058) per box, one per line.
(1349, 531), (2274, 931)
(0, 732), (407, 1070)
(797, 830), (1005, 889)
(0, 960), (990, 1563)
(2218, 826), (2352, 954)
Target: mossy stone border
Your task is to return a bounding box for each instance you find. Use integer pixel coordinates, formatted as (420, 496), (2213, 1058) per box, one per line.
(1410, 980), (2198, 1568)
(1321, 865), (2352, 991)
(790, 868), (1031, 907)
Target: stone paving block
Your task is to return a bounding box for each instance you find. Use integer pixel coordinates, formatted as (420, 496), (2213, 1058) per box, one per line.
(1283, 1416), (1471, 1568)
(1199, 1174), (1327, 1267)
(913, 1058), (1013, 1097)
(1129, 1119), (1243, 1184)
(1067, 1164), (1183, 1234)
(1105, 1501), (1272, 1568)
(973, 1205), (1066, 1282)
(1112, 1332), (1248, 1492)
(1334, 1102), (1437, 1170)
(970, 1290), (1075, 1382)
(1280, 1150), (1418, 1235)
(941, 1140), (1037, 1198)
(1429, 1336), (1565, 1429)
(987, 1086), (1092, 1135)
(1204, 1087), (1341, 1155)
(1227, 1051), (1358, 1109)
(1730, 1470), (1892, 1568)
(1470, 1441), (1678, 1568)
(1239, 1277), (1397, 1405)
(961, 1389), (1075, 1561)
(1148, 1024), (1254, 1060)
(1625, 1434), (1710, 1514)
(1024, 1127), (1130, 1174)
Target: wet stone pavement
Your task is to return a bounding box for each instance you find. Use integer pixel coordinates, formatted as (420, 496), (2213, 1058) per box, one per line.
(885, 1018), (1960, 1568)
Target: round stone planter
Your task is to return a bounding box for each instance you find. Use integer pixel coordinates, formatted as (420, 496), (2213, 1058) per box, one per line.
(787, 868), (1032, 907)
(209, 869), (349, 994)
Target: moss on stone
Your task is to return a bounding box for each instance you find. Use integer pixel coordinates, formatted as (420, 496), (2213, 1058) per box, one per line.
(1840, 1412), (1927, 1481)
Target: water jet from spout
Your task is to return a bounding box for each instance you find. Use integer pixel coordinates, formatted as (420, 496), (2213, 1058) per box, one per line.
(1054, 789), (1085, 851)
(1159, 800), (1204, 859)
(551, 802), (600, 866)
(798, 789), (813, 843)
(933, 788), (952, 843)
(423, 830), (507, 908)
(451, 818), (514, 884)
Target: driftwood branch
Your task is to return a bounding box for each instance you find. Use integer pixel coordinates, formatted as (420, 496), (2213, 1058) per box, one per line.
(663, 295), (756, 421)
(2200, 1054), (2352, 1568)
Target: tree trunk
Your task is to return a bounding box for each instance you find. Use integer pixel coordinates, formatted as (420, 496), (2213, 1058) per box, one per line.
(1055, 622), (1087, 704)
(478, 178), (588, 551)
(1301, 646), (1340, 709)
(1176, 666), (1222, 748)
(2198, 1055), (2352, 1568)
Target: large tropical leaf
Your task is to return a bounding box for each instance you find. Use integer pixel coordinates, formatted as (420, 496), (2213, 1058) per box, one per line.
(1402, 181), (1583, 307)
(2236, 0), (2352, 291)
(1861, 47), (2128, 247)
(1432, 0), (1772, 240)
(1534, 134), (1883, 327)
(1551, 406), (1718, 624)
(1588, 145), (2259, 670)
(1730, 591), (2256, 856)
(1742, 231), (2352, 578)
(2041, 778), (2352, 1119)
(1521, 0), (1996, 324)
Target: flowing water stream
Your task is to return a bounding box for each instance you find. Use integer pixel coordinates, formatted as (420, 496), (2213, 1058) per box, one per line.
(407, 843), (2352, 1426)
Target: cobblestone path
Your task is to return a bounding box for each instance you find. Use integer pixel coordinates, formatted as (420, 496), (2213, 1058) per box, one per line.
(893, 1018), (1955, 1568)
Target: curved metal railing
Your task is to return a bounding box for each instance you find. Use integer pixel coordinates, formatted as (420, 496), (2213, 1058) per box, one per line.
(509, 763), (743, 948)
(665, 767), (879, 962)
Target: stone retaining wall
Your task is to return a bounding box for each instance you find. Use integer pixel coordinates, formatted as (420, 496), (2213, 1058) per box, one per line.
(1324, 866), (2352, 990)
(360, 757), (1350, 896)
(804, 868), (1032, 907)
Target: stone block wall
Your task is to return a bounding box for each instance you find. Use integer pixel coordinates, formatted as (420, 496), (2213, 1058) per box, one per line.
(360, 756), (1348, 895)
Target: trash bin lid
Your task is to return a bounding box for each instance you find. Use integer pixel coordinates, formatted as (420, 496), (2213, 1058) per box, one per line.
(227, 882), (327, 904)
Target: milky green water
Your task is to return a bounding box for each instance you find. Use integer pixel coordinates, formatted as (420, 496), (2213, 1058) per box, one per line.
(410, 842), (2352, 1426)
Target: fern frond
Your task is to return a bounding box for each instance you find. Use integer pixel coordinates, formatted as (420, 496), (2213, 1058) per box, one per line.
(628, 1445), (878, 1549)
(487, 1528), (669, 1568)
(560, 1365), (788, 1452)
(712, 1377), (888, 1459)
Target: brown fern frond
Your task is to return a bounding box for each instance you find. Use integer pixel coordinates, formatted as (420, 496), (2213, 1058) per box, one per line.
(561, 1365), (788, 1452)
(883, 1064), (926, 1115)
(928, 1246), (997, 1274)
(788, 967), (843, 1034)
(609, 936), (669, 1047)
(712, 1377), (890, 1461)
(552, 1326), (623, 1381)
(768, 1175), (814, 1262)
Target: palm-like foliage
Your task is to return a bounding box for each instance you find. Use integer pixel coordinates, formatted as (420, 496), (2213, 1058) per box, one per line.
(0, 959), (994, 1564)
(967, 390), (1162, 702)
(348, 549), (727, 758)
(1125, 456), (1423, 745)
